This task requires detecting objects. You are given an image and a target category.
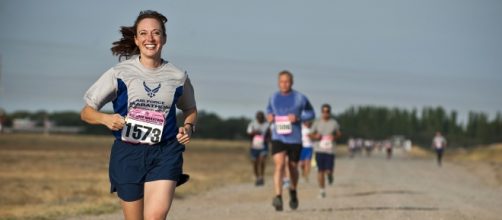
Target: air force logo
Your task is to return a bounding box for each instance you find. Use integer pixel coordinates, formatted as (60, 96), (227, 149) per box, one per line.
(143, 81), (161, 98)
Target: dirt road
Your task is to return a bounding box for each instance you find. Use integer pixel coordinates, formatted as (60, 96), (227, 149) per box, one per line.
(69, 149), (502, 220)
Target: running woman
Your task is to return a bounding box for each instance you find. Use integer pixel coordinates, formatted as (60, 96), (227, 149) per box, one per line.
(267, 70), (315, 211)
(80, 10), (197, 220)
(432, 131), (447, 166)
(246, 111), (270, 186)
(310, 104), (341, 198)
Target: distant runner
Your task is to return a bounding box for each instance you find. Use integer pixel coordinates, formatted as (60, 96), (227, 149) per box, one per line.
(432, 131), (447, 166)
(347, 137), (356, 158)
(299, 121), (314, 182)
(267, 70), (315, 211)
(310, 104), (341, 198)
(384, 139), (392, 159)
(246, 111), (270, 186)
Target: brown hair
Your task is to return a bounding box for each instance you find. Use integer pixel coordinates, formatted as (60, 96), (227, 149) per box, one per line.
(321, 103), (331, 112)
(110, 10), (168, 61)
(278, 70), (293, 82)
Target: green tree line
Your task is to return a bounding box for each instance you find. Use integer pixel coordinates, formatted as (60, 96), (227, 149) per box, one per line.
(1, 106), (501, 147)
(336, 106), (502, 147)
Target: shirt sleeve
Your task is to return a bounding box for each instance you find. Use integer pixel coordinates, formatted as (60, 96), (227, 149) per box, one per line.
(266, 96), (274, 115)
(334, 120), (340, 131)
(300, 96), (315, 121)
(311, 121), (319, 134)
(83, 68), (118, 110)
(176, 76), (197, 111)
(246, 122), (253, 134)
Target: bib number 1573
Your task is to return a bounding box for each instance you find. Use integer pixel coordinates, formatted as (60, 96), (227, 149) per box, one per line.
(123, 123), (161, 143)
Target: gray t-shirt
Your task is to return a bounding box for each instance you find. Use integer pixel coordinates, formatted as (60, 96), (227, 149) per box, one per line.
(311, 118), (340, 154)
(247, 120), (269, 136)
(84, 55), (196, 141)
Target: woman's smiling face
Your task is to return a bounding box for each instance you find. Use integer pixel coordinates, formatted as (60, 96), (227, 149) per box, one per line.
(134, 18), (166, 60)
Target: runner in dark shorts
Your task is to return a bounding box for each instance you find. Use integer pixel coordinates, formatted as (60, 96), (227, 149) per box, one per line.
(310, 104), (341, 198)
(266, 70), (315, 211)
(81, 10), (197, 220)
(247, 111), (270, 186)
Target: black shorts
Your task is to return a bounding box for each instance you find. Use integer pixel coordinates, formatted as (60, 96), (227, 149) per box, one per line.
(271, 140), (302, 162)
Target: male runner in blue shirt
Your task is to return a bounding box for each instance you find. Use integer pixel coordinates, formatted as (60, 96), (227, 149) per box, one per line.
(266, 70), (315, 211)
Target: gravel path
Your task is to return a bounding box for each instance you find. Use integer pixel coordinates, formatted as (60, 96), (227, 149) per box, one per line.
(68, 149), (502, 220)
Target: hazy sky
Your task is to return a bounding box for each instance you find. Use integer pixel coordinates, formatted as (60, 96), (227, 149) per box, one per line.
(0, 0), (501, 122)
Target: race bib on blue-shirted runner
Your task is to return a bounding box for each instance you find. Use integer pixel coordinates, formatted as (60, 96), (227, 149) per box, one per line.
(275, 115), (292, 135)
(252, 134), (265, 149)
(121, 108), (165, 145)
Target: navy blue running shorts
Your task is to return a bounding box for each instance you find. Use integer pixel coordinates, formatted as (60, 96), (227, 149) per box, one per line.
(109, 139), (185, 202)
(315, 152), (335, 171)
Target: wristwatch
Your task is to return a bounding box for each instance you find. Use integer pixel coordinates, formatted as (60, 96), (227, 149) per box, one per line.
(184, 123), (195, 133)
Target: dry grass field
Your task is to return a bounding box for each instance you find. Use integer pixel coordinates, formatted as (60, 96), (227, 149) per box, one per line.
(0, 134), (254, 220)
(407, 143), (502, 186)
(447, 143), (502, 186)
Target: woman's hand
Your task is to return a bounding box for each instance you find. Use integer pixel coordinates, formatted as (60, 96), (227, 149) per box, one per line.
(105, 114), (125, 131)
(176, 126), (192, 145)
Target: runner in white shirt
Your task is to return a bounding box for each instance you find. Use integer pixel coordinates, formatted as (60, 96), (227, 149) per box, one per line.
(348, 137), (356, 158)
(432, 131), (447, 166)
(246, 111), (270, 186)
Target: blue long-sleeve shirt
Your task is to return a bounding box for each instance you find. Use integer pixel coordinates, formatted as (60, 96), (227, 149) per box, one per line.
(266, 90), (315, 144)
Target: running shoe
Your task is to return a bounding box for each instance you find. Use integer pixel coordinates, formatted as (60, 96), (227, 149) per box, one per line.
(289, 190), (298, 210)
(318, 191), (326, 199)
(255, 178), (264, 186)
(327, 174), (334, 185)
(272, 196), (283, 211)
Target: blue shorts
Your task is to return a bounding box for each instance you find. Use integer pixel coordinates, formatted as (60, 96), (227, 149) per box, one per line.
(250, 143), (268, 160)
(109, 139), (185, 202)
(299, 147), (313, 161)
(316, 152), (335, 171)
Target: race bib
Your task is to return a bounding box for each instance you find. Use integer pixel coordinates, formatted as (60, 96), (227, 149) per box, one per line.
(121, 108), (165, 145)
(252, 135), (265, 149)
(319, 135), (334, 150)
(275, 116), (292, 135)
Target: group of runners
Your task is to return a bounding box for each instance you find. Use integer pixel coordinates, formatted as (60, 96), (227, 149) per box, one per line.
(246, 70), (342, 211)
(80, 10), (449, 219)
(80, 9), (342, 217)
(347, 137), (416, 159)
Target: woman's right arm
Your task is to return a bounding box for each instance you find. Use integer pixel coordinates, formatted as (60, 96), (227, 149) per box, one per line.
(80, 105), (125, 131)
